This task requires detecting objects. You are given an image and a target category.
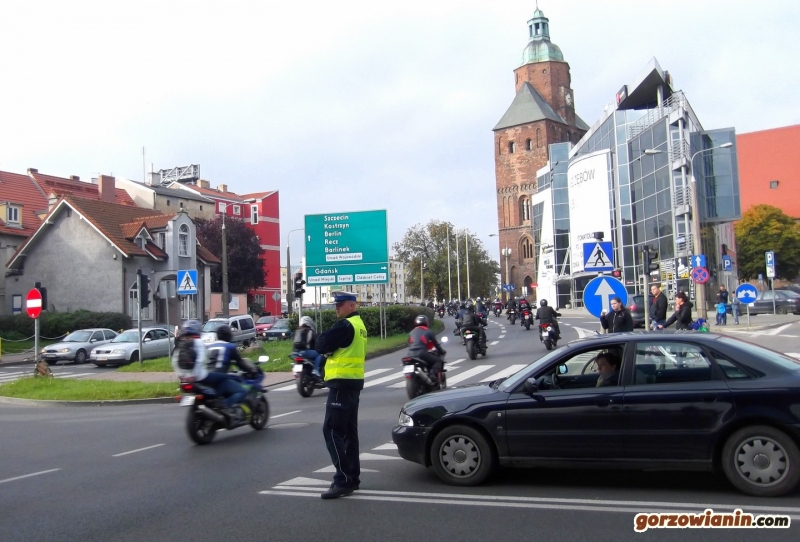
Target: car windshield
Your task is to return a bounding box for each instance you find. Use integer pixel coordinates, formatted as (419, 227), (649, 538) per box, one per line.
(63, 331), (92, 342)
(497, 348), (565, 392)
(203, 321), (226, 332)
(719, 338), (800, 371)
(112, 331), (140, 343)
(271, 320), (288, 329)
(257, 317), (276, 324)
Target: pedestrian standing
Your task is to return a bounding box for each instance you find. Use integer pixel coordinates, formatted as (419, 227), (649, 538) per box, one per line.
(732, 295), (740, 325)
(715, 301), (728, 325)
(648, 285), (668, 329)
(315, 290), (367, 499)
(600, 297), (634, 333)
(717, 285), (729, 304)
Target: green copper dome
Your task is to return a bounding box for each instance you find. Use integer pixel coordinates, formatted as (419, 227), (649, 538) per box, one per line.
(520, 8), (564, 65)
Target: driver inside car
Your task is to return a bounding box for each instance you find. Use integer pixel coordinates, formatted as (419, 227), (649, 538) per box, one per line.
(595, 353), (621, 387)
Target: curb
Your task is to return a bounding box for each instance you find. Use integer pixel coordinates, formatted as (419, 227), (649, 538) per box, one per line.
(0, 395), (176, 407)
(710, 319), (800, 334)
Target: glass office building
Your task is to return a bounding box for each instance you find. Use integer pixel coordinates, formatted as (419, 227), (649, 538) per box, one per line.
(532, 58), (740, 310)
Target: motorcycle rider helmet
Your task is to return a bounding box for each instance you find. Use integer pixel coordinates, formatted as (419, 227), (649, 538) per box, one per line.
(476, 297), (482, 302)
(216, 324), (233, 343)
(181, 319), (202, 337)
(414, 315), (429, 327)
(465, 300), (475, 312)
(540, 299), (548, 307)
(299, 315), (317, 333)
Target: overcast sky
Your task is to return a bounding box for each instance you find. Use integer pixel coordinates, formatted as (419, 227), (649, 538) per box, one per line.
(1, 0), (798, 265)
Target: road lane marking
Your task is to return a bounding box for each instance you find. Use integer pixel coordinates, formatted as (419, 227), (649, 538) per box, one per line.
(271, 410), (301, 419)
(0, 469), (61, 485)
(373, 443), (397, 450)
(364, 368), (394, 377)
(359, 453), (402, 461)
(363, 371), (405, 388)
(489, 341), (499, 345)
(314, 466), (379, 473)
(445, 365), (495, 385)
(498, 335), (505, 339)
(266, 486), (800, 514)
(112, 443), (165, 457)
(573, 327), (598, 338)
(272, 383), (298, 391)
(480, 364), (527, 382)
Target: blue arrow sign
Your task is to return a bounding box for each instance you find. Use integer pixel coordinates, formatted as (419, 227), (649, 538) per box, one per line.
(177, 269), (198, 294)
(735, 283), (758, 302)
(691, 254), (707, 269)
(722, 255), (733, 271)
(583, 276), (628, 318)
(583, 241), (614, 272)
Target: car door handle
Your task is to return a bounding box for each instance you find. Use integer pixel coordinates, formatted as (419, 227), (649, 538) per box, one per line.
(595, 398), (613, 407)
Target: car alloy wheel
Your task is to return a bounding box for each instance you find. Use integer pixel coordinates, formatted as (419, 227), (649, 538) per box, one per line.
(734, 436), (789, 487)
(722, 425), (800, 496)
(441, 436), (480, 477)
(431, 425), (494, 486)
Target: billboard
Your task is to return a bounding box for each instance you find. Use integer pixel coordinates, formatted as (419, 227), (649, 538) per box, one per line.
(568, 150), (612, 274)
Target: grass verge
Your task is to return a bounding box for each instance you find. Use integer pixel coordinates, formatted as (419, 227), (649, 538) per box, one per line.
(0, 339), (57, 355)
(0, 377), (178, 401)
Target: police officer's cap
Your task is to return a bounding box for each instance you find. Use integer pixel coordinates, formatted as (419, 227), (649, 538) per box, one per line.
(331, 290), (357, 303)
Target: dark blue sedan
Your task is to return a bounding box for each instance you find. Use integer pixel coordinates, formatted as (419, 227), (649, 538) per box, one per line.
(392, 333), (800, 497)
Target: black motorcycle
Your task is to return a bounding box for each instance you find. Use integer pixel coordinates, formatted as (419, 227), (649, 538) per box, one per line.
(462, 326), (487, 360)
(437, 307), (445, 319)
(539, 322), (559, 350)
(403, 337), (448, 399)
(292, 352), (327, 397)
(521, 307), (533, 330)
(507, 308), (518, 325)
(180, 358), (270, 445)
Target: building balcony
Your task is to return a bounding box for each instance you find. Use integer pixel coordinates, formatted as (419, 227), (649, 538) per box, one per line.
(673, 186), (692, 216)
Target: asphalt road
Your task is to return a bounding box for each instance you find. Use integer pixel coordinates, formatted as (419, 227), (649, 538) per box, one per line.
(1, 313), (799, 541)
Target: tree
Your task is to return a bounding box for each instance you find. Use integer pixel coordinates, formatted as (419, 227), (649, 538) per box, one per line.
(734, 205), (800, 281)
(195, 217), (266, 293)
(393, 220), (500, 301)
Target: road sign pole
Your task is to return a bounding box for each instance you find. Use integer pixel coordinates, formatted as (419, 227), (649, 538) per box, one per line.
(642, 249), (650, 330)
(771, 278), (776, 315)
(137, 271), (143, 367)
(34, 316), (39, 364)
(747, 304), (751, 329)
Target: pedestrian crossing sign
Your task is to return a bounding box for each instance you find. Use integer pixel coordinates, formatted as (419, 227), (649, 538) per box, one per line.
(177, 269), (198, 294)
(583, 241), (614, 272)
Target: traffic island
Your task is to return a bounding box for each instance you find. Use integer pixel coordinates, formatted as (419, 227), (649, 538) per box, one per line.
(0, 377), (178, 404)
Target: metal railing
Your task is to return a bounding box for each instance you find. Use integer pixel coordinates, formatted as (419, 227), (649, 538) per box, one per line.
(629, 91), (686, 139)
(675, 233), (694, 253)
(673, 186), (692, 208)
(669, 139), (689, 163)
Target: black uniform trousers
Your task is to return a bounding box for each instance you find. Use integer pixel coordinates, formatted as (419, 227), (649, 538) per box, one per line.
(323, 383), (362, 488)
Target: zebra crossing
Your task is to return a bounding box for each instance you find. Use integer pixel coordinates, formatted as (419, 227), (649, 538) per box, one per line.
(0, 369), (95, 384)
(270, 360), (529, 392)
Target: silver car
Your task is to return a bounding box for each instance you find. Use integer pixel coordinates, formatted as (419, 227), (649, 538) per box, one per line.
(41, 328), (117, 365)
(90, 327), (174, 367)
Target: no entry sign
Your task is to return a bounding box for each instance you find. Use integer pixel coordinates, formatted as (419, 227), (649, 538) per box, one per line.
(26, 288), (42, 319)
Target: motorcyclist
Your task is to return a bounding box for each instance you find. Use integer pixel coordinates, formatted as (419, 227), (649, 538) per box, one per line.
(426, 300), (434, 309)
(460, 301), (487, 348)
(293, 316), (324, 379)
(535, 299), (562, 339)
(505, 296), (518, 320)
(475, 297), (487, 315)
(493, 297), (503, 314)
(518, 297), (532, 326)
(407, 315), (446, 383)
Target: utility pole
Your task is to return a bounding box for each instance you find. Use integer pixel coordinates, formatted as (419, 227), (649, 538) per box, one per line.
(420, 258), (425, 304)
(286, 244), (293, 315)
(447, 225), (452, 301)
(221, 212), (229, 316)
(465, 232), (471, 300)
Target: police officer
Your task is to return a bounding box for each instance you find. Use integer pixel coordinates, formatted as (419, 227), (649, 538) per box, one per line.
(316, 290), (367, 499)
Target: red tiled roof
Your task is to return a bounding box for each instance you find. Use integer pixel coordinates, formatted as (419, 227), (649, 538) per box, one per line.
(0, 170), (48, 237)
(179, 183), (244, 202)
(29, 172), (137, 207)
(120, 221), (147, 239)
(145, 241), (168, 260)
(240, 191), (276, 200)
(197, 244), (221, 264)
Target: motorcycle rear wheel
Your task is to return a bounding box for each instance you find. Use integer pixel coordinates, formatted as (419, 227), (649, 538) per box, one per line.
(406, 377), (425, 400)
(297, 373), (315, 398)
(186, 409), (218, 445)
(544, 339), (553, 351)
(467, 340), (477, 360)
(524, 321), (530, 330)
(250, 397), (270, 430)
(510, 316), (516, 325)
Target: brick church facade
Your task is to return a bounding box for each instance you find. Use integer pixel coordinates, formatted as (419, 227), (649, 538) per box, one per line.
(493, 8), (588, 300)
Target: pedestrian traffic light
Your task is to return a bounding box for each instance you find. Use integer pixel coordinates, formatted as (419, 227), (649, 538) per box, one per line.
(294, 272), (306, 298)
(138, 270), (151, 308)
(34, 281), (48, 312)
(611, 269), (622, 280)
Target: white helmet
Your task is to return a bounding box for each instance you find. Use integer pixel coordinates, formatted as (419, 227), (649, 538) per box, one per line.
(299, 316), (316, 333)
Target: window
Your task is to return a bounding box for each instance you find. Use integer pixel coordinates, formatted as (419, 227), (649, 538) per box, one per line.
(536, 128), (542, 148)
(770, 180), (779, 189)
(219, 202), (227, 213)
(526, 138), (533, 151)
(232, 205), (241, 215)
(103, 330), (118, 341)
(90, 331), (104, 342)
(179, 224), (189, 256)
(251, 205), (259, 225)
(6, 206), (20, 224)
(519, 197), (531, 222)
(129, 283), (151, 320)
(712, 352), (754, 380)
(200, 205), (203, 211)
(521, 238), (534, 259)
(154, 329), (169, 340)
(633, 342), (713, 385)
(157, 232), (166, 250)
(508, 141), (516, 154)
(179, 201), (184, 208)
(166, 200), (171, 206)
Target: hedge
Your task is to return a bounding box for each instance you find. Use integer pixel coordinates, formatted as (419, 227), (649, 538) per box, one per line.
(287, 305), (435, 337)
(0, 310), (132, 340)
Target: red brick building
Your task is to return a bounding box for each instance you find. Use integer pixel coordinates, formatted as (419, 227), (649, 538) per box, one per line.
(736, 124), (800, 219)
(493, 8), (588, 299)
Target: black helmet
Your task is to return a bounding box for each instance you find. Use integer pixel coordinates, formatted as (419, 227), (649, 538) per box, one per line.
(540, 299), (548, 307)
(216, 324), (233, 343)
(414, 315), (429, 327)
(465, 300), (475, 312)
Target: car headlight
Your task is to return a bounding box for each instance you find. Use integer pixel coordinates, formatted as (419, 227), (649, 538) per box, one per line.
(398, 412), (414, 427)
(111, 349), (127, 354)
(57, 348), (72, 353)
(40, 348), (47, 354)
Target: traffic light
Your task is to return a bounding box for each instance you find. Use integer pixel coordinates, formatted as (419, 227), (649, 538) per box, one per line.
(138, 270), (151, 308)
(294, 272), (306, 298)
(642, 246), (659, 275)
(611, 269), (622, 280)
(34, 281), (48, 311)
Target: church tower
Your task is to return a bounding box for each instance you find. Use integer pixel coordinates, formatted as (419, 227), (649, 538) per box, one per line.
(493, 7), (587, 300)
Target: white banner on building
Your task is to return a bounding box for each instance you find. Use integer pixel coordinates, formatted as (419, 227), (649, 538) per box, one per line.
(567, 150), (612, 274)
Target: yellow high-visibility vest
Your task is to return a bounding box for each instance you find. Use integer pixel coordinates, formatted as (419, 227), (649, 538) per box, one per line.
(325, 315), (367, 380)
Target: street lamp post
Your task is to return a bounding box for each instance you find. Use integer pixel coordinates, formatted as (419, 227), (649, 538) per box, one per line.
(455, 230), (462, 301)
(465, 230), (471, 300)
(689, 142), (733, 320)
(447, 226), (452, 301)
(420, 258), (425, 304)
(501, 247), (512, 300)
(221, 210), (229, 316)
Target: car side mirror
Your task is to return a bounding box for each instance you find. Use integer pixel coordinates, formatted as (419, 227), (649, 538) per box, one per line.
(523, 378), (539, 395)
(90, 339), (97, 343)
(144, 338), (151, 342)
(557, 364), (568, 375)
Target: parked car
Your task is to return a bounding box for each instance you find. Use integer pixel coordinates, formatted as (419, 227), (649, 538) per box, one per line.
(628, 295), (648, 328)
(255, 316), (281, 335)
(40, 328), (118, 365)
(392, 332), (800, 497)
(777, 284), (800, 295)
(746, 290), (800, 315)
(201, 315), (256, 346)
(261, 318), (291, 341)
(90, 327), (173, 367)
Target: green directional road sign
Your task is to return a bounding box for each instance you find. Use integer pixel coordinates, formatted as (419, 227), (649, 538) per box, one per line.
(304, 210), (389, 285)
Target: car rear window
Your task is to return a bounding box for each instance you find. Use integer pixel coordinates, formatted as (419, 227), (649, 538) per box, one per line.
(719, 338), (800, 371)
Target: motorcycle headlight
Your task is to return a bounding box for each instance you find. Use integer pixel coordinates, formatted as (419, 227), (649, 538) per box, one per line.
(398, 412), (414, 427)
